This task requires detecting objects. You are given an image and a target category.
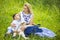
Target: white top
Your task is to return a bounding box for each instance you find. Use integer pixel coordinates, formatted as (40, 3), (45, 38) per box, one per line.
(19, 12), (33, 24)
(11, 20), (25, 29)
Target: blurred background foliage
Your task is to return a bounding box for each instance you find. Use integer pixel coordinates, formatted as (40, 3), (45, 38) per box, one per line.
(0, 0), (60, 40)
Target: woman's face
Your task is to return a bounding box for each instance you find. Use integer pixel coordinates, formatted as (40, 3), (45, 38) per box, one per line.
(23, 6), (28, 13)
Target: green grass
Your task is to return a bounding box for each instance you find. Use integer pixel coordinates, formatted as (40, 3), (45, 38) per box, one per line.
(0, 0), (60, 40)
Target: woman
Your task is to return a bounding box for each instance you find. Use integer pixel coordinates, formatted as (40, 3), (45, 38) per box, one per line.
(19, 3), (34, 25)
(19, 3), (56, 38)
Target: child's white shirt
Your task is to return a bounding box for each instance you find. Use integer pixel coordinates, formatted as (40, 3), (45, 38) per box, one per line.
(11, 20), (25, 31)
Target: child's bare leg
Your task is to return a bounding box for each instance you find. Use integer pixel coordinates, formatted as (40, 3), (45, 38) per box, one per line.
(19, 30), (29, 39)
(5, 27), (12, 37)
(13, 31), (17, 37)
(6, 27), (12, 34)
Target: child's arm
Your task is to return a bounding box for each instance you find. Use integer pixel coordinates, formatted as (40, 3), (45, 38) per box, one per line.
(11, 23), (16, 27)
(20, 22), (33, 31)
(10, 20), (16, 27)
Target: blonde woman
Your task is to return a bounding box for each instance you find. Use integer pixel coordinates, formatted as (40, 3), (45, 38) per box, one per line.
(18, 3), (56, 38)
(19, 3), (34, 25)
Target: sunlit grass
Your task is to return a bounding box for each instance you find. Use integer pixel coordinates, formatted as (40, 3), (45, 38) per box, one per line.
(0, 0), (60, 40)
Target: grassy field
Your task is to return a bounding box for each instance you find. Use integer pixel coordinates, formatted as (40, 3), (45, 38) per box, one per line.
(0, 0), (60, 40)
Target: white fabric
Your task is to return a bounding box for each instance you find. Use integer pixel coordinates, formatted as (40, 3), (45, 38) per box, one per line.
(20, 12), (33, 24)
(12, 20), (25, 29)
(19, 31), (29, 39)
(35, 27), (56, 38)
(7, 20), (25, 33)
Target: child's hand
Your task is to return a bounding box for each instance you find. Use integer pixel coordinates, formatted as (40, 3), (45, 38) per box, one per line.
(11, 23), (16, 27)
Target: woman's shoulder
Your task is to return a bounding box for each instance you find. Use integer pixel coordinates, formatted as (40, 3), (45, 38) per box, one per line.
(18, 11), (23, 16)
(30, 13), (34, 17)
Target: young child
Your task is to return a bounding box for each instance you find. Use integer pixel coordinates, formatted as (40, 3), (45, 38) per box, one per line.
(5, 13), (28, 39)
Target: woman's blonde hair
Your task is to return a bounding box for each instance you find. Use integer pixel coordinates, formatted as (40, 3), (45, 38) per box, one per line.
(24, 3), (33, 14)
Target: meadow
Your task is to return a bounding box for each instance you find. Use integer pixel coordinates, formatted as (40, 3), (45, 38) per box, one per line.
(0, 0), (60, 40)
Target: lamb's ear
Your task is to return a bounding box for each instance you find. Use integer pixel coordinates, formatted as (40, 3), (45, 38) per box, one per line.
(21, 22), (26, 26)
(21, 22), (25, 25)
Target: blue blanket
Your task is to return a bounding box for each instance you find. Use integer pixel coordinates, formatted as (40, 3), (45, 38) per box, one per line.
(24, 25), (43, 37)
(24, 25), (56, 37)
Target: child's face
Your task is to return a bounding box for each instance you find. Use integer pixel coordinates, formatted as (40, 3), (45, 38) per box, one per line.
(15, 14), (20, 20)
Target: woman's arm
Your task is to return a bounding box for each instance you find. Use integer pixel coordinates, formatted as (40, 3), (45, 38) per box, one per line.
(20, 22), (26, 31)
(29, 14), (35, 25)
